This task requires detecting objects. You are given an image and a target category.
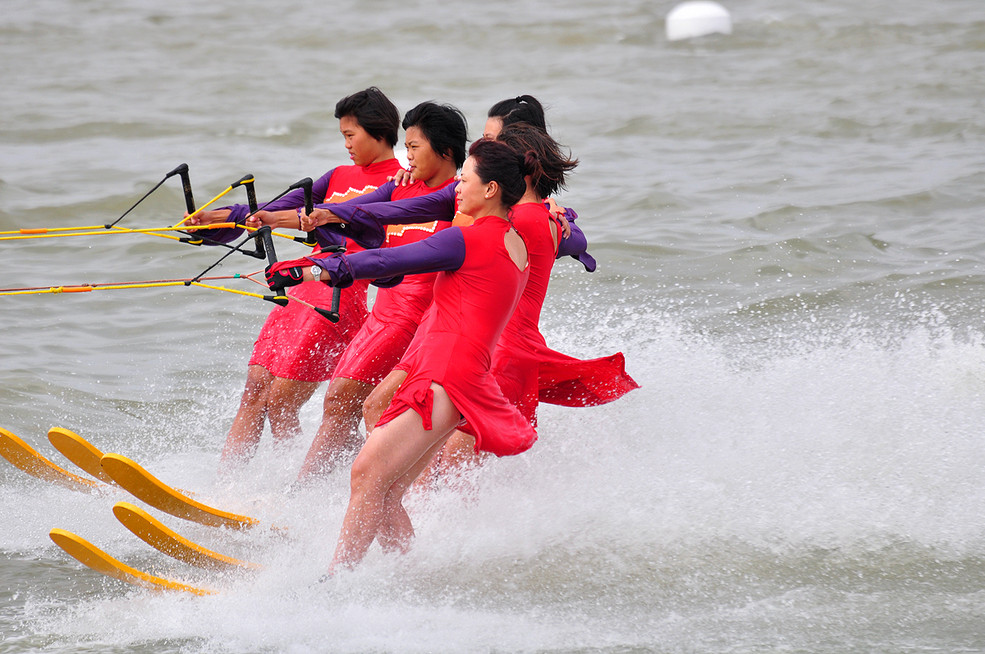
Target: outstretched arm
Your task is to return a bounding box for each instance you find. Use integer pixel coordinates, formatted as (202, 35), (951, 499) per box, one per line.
(180, 169), (338, 244)
(306, 184), (458, 250)
(266, 226), (466, 290)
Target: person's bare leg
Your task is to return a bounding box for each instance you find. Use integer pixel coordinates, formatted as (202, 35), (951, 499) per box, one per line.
(377, 436), (451, 554)
(296, 376), (373, 481)
(363, 369), (407, 432)
(410, 428), (487, 492)
(219, 365), (273, 472)
(411, 444), (442, 492)
(266, 377), (320, 444)
(434, 430), (489, 484)
(330, 384), (459, 572)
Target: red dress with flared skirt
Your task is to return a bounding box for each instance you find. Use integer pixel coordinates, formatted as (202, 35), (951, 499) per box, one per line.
(376, 216), (537, 457)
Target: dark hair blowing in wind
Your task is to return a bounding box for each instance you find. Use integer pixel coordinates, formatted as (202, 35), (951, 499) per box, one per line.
(496, 122), (578, 200)
(468, 138), (531, 208)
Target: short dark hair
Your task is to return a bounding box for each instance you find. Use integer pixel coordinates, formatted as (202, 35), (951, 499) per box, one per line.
(402, 102), (468, 168)
(487, 95), (547, 133)
(468, 139), (529, 208)
(497, 122), (578, 199)
(334, 87), (400, 147)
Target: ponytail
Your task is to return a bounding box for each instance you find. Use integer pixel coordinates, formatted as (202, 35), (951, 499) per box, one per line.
(488, 95), (547, 134)
(497, 123), (578, 199)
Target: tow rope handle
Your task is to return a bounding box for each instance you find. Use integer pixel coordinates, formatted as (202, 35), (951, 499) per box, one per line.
(176, 166), (205, 245)
(177, 164), (196, 215)
(287, 177), (341, 323)
(311, 242), (345, 323)
(290, 177), (319, 248)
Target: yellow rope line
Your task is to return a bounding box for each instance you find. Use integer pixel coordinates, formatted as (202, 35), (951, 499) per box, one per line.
(0, 228), (185, 242)
(0, 276), (303, 306)
(0, 282), (183, 296)
(0, 174), (315, 243)
(239, 224), (302, 241)
(0, 221), (301, 243)
(185, 281), (271, 300)
(171, 177), (254, 228)
(0, 280), (270, 299)
(0, 225), (108, 235)
(0, 223), (229, 241)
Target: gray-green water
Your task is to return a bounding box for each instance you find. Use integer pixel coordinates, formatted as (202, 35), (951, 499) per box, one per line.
(2, 0), (985, 651)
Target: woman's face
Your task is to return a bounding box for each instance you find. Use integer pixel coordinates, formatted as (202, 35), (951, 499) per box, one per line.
(339, 115), (388, 167)
(455, 156), (490, 217)
(404, 126), (446, 186)
(482, 116), (503, 140)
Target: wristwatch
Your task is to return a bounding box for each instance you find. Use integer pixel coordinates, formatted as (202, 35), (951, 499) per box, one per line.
(310, 265), (322, 282)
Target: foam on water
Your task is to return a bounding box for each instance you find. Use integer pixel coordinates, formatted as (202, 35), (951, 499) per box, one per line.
(3, 0), (985, 649)
(4, 303), (985, 652)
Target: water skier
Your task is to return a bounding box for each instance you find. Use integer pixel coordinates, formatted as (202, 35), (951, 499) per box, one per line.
(183, 87), (402, 470)
(266, 139), (537, 570)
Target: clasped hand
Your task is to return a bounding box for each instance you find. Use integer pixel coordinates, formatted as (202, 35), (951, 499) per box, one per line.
(265, 256), (348, 290)
(300, 208), (344, 231)
(265, 259), (309, 291)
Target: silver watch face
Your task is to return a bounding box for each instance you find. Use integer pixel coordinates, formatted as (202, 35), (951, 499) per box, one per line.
(310, 265), (322, 280)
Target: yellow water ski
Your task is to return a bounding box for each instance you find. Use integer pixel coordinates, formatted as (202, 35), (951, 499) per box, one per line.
(47, 427), (118, 485)
(49, 528), (214, 596)
(113, 502), (260, 571)
(48, 428), (197, 496)
(100, 453), (259, 529)
(0, 427), (103, 493)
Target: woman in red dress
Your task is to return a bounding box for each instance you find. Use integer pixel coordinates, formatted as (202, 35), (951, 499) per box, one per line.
(295, 102), (467, 481)
(339, 116), (637, 484)
(183, 87), (401, 470)
(266, 139), (535, 570)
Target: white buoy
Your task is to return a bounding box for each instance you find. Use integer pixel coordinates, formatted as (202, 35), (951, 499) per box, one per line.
(666, 1), (732, 41)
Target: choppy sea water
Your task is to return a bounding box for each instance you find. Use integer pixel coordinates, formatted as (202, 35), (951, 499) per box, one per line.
(2, 0), (985, 651)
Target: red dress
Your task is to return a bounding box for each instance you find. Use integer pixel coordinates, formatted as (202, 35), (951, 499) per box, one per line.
(491, 202), (640, 426)
(248, 159), (402, 381)
(330, 178), (455, 385)
(376, 216), (536, 457)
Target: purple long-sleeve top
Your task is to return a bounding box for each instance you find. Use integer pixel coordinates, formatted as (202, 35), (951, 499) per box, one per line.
(305, 226), (466, 289)
(319, 183), (597, 272)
